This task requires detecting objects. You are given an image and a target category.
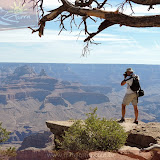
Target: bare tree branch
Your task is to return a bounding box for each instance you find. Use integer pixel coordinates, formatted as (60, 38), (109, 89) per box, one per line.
(28, 0), (160, 39)
(25, 0), (160, 53)
(84, 20), (115, 42)
(61, 1), (160, 28)
(98, 0), (109, 9)
(29, 5), (66, 37)
(22, 0), (160, 55)
(59, 13), (72, 34)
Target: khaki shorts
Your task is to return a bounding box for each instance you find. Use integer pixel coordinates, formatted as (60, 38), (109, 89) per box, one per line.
(122, 93), (138, 106)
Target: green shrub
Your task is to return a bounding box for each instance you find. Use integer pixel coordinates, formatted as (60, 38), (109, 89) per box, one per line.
(0, 122), (10, 143)
(0, 123), (16, 158)
(59, 107), (128, 151)
(0, 147), (16, 158)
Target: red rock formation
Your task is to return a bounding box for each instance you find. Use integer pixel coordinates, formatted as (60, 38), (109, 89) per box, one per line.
(6, 150), (160, 160)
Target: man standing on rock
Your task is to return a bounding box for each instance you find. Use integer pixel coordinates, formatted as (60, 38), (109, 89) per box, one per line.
(119, 68), (139, 124)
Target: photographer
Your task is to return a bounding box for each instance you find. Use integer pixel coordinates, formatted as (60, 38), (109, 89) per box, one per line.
(119, 68), (139, 124)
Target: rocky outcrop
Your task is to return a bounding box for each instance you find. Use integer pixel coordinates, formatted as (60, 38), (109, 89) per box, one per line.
(127, 122), (160, 147)
(8, 126), (33, 143)
(89, 150), (157, 160)
(46, 121), (73, 136)
(18, 131), (53, 151)
(46, 119), (160, 150)
(39, 69), (47, 76)
(0, 94), (7, 104)
(13, 65), (36, 77)
(46, 121), (74, 149)
(6, 148), (160, 160)
(0, 90), (52, 103)
(80, 86), (112, 94)
(44, 97), (69, 107)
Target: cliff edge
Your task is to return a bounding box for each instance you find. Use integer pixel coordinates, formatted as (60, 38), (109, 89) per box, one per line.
(46, 118), (160, 149)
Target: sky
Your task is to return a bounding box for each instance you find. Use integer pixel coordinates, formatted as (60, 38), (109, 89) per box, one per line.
(0, 0), (160, 64)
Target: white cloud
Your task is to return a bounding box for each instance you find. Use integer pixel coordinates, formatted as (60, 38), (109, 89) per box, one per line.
(43, 0), (62, 8)
(153, 40), (160, 49)
(0, 32), (160, 65)
(0, 28), (130, 43)
(42, 0), (77, 10)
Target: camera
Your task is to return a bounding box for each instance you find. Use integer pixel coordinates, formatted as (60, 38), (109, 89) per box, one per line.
(123, 72), (127, 77)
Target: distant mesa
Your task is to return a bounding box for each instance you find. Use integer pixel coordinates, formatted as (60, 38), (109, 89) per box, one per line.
(44, 96), (69, 107)
(61, 92), (109, 105)
(39, 69), (47, 77)
(13, 65), (36, 77)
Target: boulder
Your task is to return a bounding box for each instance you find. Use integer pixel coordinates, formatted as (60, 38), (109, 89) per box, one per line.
(18, 131), (54, 151)
(127, 121), (160, 147)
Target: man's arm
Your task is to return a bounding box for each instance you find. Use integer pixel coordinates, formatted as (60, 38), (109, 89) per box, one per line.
(121, 75), (133, 86)
(121, 80), (126, 86)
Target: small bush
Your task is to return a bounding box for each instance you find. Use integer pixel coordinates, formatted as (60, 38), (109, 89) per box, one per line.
(0, 123), (16, 158)
(0, 147), (16, 158)
(0, 122), (10, 143)
(59, 108), (128, 151)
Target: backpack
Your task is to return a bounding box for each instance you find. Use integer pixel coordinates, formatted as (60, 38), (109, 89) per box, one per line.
(130, 76), (140, 92)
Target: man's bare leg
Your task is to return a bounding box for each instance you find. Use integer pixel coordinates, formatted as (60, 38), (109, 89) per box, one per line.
(118, 104), (126, 122)
(133, 105), (138, 121)
(122, 104), (126, 119)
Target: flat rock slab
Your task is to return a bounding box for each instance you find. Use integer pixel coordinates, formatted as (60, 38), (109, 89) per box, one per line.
(131, 122), (160, 143)
(46, 118), (139, 135)
(46, 120), (74, 136)
(46, 121), (74, 127)
(128, 122), (160, 147)
(119, 118), (145, 132)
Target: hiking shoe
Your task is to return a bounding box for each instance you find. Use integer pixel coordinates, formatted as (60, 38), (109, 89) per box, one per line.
(134, 120), (138, 124)
(118, 118), (125, 123)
